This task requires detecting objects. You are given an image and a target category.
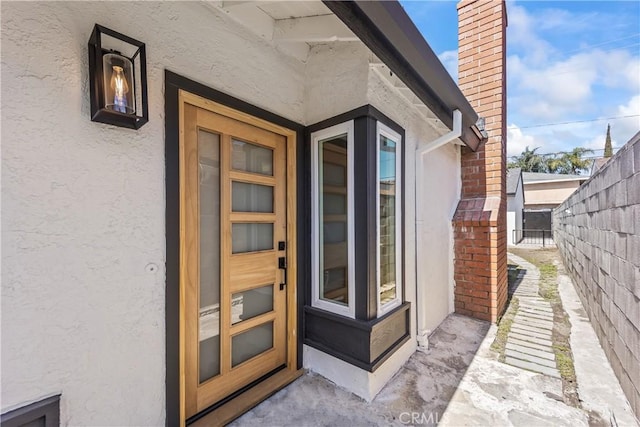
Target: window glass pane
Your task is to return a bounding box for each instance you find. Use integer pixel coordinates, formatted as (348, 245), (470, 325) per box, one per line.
(322, 267), (347, 303)
(232, 322), (273, 367)
(324, 222), (346, 244)
(319, 134), (349, 305)
(379, 135), (397, 306)
(323, 163), (346, 186)
(232, 182), (273, 213)
(231, 285), (273, 325)
(323, 194), (346, 215)
(232, 223), (273, 253)
(198, 130), (220, 383)
(231, 139), (273, 176)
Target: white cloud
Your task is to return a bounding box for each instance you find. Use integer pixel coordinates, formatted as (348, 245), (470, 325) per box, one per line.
(507, 124), (541, 158)
(613, 95), (640, 144)
(506, 3), (555, 66)
(438, 50), (458, 82)
(617, 94), (640, 116)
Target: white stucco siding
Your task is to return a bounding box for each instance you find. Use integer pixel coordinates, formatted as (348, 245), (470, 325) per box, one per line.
(1, 2), (304, 425)
(413, 143), (461, 339)
(304, 42), (370, 125)
(507, 181), (524, 245)
(366, 70), (461, 346)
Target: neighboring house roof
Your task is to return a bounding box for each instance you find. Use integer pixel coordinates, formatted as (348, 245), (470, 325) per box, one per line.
(591, 157), (610, 175)
(324, 1), (484, 151)
(507, 168), (522, 195)
(522, 172), (588, 184)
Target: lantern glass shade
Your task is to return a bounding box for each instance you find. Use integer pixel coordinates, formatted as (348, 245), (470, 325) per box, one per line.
(103, 53), (135, 115)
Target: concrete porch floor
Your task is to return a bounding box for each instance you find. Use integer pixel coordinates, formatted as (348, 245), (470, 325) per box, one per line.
(231, 251), (638, 427)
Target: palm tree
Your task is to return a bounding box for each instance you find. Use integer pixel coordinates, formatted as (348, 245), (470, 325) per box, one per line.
(508, 146), (547, 172)
(560, 147), (593, 175)
(544, 155), (569, 174)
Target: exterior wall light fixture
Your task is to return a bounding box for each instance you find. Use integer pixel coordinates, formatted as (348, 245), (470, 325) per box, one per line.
(88, 24), (148, 129)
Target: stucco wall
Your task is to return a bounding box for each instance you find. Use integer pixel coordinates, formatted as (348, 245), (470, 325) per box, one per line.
(1, 2), (305, 425)
(553, 134), (640, 416)
(304, 43), (370, 125)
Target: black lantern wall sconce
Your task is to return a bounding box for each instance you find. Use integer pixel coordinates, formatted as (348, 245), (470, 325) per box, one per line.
(88, 24), (148, 129)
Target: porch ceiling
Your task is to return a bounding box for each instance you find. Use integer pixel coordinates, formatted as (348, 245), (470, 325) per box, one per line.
(216, 0), (357, 59)
(212, 0), (444, 129)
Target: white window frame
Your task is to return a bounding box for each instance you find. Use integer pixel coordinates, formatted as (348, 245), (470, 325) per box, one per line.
(376, 122), (403, 316)
(311, 121), (356, 318)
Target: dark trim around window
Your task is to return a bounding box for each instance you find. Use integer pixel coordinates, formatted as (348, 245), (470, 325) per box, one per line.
(164, 70), (305, 427)
(0, 395), (61, 427)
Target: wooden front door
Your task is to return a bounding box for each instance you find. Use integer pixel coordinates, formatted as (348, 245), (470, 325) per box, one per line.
(179, 91), (297, 423)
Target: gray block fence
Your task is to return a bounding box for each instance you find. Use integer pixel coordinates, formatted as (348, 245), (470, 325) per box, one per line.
(553, 131), (640, 418)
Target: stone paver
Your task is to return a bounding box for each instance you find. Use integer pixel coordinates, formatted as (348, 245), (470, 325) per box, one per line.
(517, 311), (552, 322)
(510, 323), (552, 335)
(509, 336), (554, 352)
(510, 326), (552, 341)
(505, 349), (558, 369)
(506, 253), (560, 378)
(506, 342), (555, 361)
(505, 357), (561, 378)
(509, 332), (554, 348)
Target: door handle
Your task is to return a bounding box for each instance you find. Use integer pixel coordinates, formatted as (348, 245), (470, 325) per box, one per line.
(278, 257), (287, 290)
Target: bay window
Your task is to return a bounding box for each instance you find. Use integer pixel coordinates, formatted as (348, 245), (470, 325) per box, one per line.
(305, 106), (409, 372)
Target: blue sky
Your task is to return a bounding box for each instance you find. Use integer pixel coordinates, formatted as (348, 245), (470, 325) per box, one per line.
(400, 0), (640, 159)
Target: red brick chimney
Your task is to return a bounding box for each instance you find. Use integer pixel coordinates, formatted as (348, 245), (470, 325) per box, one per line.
(453, 0), (508, 322)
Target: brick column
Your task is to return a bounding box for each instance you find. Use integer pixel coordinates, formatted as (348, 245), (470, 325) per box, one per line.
(453, 0), (507, 322)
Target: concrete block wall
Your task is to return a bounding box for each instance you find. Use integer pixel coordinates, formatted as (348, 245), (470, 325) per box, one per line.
(553, 131), (640, 417)
(453, 0), (508, 322)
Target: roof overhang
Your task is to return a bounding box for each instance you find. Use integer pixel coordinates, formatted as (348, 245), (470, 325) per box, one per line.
(323, 0), (483, 151)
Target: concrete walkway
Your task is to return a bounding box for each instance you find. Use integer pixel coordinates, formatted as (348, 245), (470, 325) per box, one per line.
(506, 254), (560, 378)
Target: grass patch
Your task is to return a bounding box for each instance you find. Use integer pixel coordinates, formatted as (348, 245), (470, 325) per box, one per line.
(538, 264), (559, 301)
(490, 297), (519, 361)
(553, 343), (576, 382)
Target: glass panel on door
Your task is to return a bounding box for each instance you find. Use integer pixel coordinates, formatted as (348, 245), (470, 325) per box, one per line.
(232, 182), (274, 213)
(231, 285), (274, 325)
(231, 139), (273, 176)
(198, 129), (221, 383)
(232, 223), (274, 253)
(231, 322), (274, 367)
